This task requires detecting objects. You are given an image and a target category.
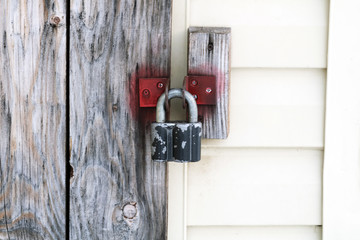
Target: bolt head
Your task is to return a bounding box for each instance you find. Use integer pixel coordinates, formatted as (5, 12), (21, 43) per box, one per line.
(50, 15), (62, 27)
(205, 87), (212, 94)
(191, 80), (198, 86)
(157, 82), (164, 89)
(53, 16), (61, 24)
(142, 89), (150, 96)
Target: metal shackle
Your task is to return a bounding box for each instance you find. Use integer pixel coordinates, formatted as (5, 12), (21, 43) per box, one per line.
(156, 88), (198, 123)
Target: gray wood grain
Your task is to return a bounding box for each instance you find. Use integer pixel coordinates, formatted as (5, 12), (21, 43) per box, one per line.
(69, 0), (171, 239)
(0, 1), (66, 239)
(188, 27), (231, 139)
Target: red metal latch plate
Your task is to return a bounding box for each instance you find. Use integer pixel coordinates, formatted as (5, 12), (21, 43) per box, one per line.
(139, 78), (169, 107)
(185, 75), (216, 105)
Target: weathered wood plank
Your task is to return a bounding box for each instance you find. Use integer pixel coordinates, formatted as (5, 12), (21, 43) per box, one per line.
(188, 27), (231, 139)
(69, 0), (172, 239)
(0, 1), (66, 239)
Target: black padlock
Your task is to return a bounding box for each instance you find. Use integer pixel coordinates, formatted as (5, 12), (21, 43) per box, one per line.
(150, 122), (175, 161)
(173, 122), (201, 162)
(151, 88), (202, 162)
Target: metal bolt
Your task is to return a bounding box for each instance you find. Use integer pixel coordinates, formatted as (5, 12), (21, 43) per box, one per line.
(205, 87), (212, 94)
(191, 80), (198, 86)
(193, 94), (198, 100)
(50, 15), (62, 27)
(142, 89), (150, 96)
(157, 82), (164, 89)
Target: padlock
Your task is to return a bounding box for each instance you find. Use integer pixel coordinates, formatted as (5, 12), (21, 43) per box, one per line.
(151, 88), (202, 162)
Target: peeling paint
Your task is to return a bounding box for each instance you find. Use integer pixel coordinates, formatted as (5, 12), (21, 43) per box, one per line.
(176, 124), (189, 132)
(153, 130), (166, 145)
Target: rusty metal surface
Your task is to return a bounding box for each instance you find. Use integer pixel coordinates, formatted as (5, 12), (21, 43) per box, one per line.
(139, 78), (169, 107)
(185, 75), (217, 105)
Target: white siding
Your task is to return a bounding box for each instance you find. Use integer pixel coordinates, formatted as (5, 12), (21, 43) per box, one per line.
(203, 69), (325, 148)
(190, 0), (328, 68)
(169, 0), (328, 239)
(187, 149), (322, 226)
(188, 226), (322, 240)
(323, 0), (360, 239)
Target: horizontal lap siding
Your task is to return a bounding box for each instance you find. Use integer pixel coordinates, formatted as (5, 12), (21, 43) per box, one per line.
(203, 69), (325, 148)
(188, 226), (322, 240)
(190, 0), (329, 68)
(169, 0), (328, 239)
(187, 149), (322, 225)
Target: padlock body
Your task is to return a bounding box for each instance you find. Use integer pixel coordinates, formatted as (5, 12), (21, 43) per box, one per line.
(173, 122), (202, 162)
(151, 123), (175, 161)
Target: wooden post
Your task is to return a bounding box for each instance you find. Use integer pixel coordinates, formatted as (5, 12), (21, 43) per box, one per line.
(0, 0), (66, 239)
(188, 27), (231, 139)
(69, 0), (172, 239)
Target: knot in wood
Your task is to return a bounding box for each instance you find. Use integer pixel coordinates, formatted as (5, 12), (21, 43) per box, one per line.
(123, 203), (137, 219)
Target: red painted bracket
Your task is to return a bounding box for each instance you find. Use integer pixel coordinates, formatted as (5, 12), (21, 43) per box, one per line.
(139, 78), (169, 107)
(185, 75), (216, 105)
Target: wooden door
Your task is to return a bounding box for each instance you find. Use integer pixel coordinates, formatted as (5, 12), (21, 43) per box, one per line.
(1, 0), (172, 239)
(69, 0), (171, 239)
(0, 1), (67, 239)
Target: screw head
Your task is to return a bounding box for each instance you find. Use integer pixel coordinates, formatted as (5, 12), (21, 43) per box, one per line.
(142, 89), (150, 96)
(157, 82), (164, 89)
(205, 87), (212, 94)
(193, 94), (198, 100)
(191, 80), (198, 86)
(53, 16), (61, 24)
(50, 15), (62, 27)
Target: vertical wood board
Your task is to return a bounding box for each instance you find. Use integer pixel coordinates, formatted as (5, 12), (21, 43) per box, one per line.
(69, 0), (172, 239)
(323, 0), (360, 239)
(0, 0), (66, 239)
(167, 0), (188, 238)
(188, 27), (231, 139)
